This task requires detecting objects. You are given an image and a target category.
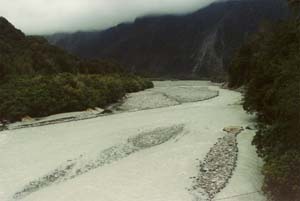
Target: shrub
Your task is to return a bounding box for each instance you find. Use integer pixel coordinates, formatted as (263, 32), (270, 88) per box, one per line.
(228, 19), (300, 200)
(0, 73), (153, 121)
(263, 150), (300, 201)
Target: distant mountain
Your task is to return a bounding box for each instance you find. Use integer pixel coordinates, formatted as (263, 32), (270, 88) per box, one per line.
(0, 17), (124, 80)
(47, 0), (289, 79)
(0, 16), (75, 77)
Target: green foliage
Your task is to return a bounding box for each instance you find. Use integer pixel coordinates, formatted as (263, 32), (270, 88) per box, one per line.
(228, 18), (300, 201)
(0, 17), (126, 79)
(0, 33), (125, 78)
(0, 74), (153, 121)
(263, 150), (300, 201)
(0, 17), (154, 122)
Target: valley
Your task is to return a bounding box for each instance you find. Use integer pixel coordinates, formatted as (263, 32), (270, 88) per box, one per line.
(0, 81), (265, 201)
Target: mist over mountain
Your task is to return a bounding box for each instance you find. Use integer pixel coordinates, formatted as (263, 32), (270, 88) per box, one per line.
(47, 0), (288, 79)
(1, 0), (219, 34)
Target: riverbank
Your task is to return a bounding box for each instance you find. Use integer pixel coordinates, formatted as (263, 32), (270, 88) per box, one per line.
(0, 81), (265, 201)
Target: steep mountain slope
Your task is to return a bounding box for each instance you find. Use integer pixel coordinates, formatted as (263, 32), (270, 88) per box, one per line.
(0, 17), (153, 121)
(0, 17), (125, 80)
(0, 17), (76, 77)
(47, 0), (288, 79)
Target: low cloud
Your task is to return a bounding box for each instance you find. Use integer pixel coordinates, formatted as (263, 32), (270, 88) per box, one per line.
(0, 0), (218, 34)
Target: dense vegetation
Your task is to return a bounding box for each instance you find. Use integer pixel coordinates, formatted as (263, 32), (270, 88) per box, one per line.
(0, 17), (125, 78)
(0, 17), (153, 122)
(0, 74), (152, 121)
(228, 13), (300, 201)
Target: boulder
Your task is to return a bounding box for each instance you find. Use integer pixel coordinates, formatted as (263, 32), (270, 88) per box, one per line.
(223, 126), (244, 135)
(22, 116), (34, 122)
(94, 107), (104, 113)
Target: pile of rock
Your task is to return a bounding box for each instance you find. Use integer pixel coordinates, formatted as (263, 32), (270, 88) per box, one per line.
(190, 126), (244, 201)
(14, 124), (185, 200)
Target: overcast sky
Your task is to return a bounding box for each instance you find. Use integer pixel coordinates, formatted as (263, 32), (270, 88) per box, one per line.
(0, 0), (219, 35)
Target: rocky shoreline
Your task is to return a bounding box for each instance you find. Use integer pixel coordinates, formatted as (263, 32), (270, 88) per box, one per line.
(1, 87), (219, 132)
(0, 108), (113, 131)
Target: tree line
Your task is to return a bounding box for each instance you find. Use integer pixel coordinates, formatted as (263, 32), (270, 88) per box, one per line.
(228, 7), (300, 201)
(0, 17), (153, 122)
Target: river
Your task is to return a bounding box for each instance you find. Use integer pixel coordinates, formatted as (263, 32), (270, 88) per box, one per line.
(0, 81), (265, 201)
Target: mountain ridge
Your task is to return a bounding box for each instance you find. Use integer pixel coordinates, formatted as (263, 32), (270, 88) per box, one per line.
(47, 0), (289, 79)
(0, 17), (153, 121)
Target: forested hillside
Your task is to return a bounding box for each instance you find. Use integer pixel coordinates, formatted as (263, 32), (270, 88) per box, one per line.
(47, 0), (288, 79)
(0, 17), (153, 122)
(0, 17), (125, 78)
(228, 4), (300, 200)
